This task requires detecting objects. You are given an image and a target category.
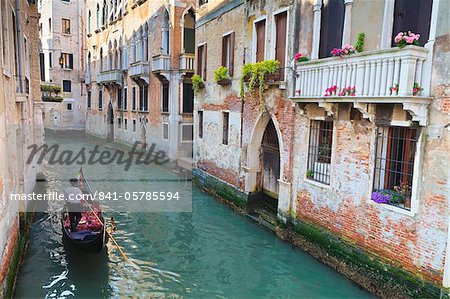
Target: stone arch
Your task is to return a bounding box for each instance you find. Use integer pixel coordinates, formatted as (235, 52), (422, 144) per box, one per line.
(181, 7), (195, 54)
(245, 112), (284, 194)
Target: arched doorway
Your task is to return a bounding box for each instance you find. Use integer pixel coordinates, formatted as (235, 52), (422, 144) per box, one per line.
(106, 102), (114, 142)
(261, 119), (280, 197)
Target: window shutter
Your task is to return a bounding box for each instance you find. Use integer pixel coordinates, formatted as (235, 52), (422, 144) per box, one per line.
(203, 44), (207, 80)
(197, 45), (202, 76)
(221, 36), (226, 68)
(229, 32), (235, 77)
(69, 54), (74, 69)
(256, 21), (266, 62)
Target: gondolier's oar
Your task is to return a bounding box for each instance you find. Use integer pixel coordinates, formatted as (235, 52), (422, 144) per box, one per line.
(86, 204), (140, 270)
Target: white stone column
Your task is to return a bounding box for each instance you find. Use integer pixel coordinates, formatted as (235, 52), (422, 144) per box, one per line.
(380, 0), (395, 49)
(341, 0), (353, 46)
(311, 0), (322, 60)
(168, 74), (181, 161)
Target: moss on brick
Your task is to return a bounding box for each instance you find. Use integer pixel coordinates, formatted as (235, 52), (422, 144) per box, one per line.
(277, 220), (441, 298)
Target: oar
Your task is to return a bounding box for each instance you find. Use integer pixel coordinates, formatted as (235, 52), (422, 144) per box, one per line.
(85, 203), (140, 270)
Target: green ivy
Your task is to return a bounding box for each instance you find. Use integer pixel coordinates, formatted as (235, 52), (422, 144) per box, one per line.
(355, 32), (365, 53)
(240, 60), (279, 100)
(192, 74), (204, 96)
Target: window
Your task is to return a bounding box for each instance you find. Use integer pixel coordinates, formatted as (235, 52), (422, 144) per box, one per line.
(255, 19), (266, 62)
(117, 88), (123, 110)
(124, 118), (128, 131)
(67, 103), (73, 110)
(197, 44), (207, 80)
(199, 0), (208, 5)
(162, 82), (169, 113)
(62, 18), (70, 34)
(97, 4), (100, 29)
(391, 0), (433, 47)
(123, 87), (128, 110)
(61, 53), (73, 69)
(87, 90), (91, 108)
(373, 126), (418, 211)
(98, 90), (103, 110)
(12, 11), (19, 76)
(183, 11), (195, 54)
(198, 111), (203, 138)
(275, 11), (287, 79)
(117, 117), (122, 129)
(49, 52), (53, 68)
(319, 0), (345, 58)
(182, 82), (194, 114)
(88, 10), (91, 33)
(222, 112), (229, 145)
(62, 80), (71, 92)
(307, 120), (333, 185)
(132, 86), (136, 111)
(181, 124), (193, 142)
(162, 123), (169, 140)
(132, 119), (136, 132)
(222, 33), (234, 76)
(39, 53), (45, 81)
(49, 18), (52, 34)
(2, 2), (10, 70)
(139, 85), (148, 111)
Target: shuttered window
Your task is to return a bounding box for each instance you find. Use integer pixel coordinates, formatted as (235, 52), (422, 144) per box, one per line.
(221, 32), (235, 76)
(132, 87), (136, 111)
(319, 0), (345, 58)
(198, 111), (203, 139)
(275, 11), (287, 80)
(123, 87), (128, 110)
(87, 91), (91, 108)
(197, 44), (207, 80)
(391, 0), (433, 47)
(183, 82), (194, 114)
(62, 80), (71, 92)
(255, 20), (266, 62)
(39, 53), (45, 81)
(222, 112), (229, 145)
(61, 53), (73, 69)
(162, 82), (169, 113)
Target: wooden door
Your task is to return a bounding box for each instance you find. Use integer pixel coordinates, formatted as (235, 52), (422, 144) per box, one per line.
(261, 120), (280, 197)
(319, 0), (345, 58)
(392, 0), (433, 47)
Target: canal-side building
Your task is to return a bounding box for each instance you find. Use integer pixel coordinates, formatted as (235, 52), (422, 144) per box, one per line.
(0, 0), (44, 295)
(85, 0), (196, 164)
(194, 0), (450, 295)
(38, 0), (87, 130)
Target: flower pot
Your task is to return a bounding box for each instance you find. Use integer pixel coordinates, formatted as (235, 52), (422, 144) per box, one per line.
(217, 78), (231, 86)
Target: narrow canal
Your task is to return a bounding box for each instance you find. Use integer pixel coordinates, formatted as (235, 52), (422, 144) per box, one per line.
(15, 133), (372, 298)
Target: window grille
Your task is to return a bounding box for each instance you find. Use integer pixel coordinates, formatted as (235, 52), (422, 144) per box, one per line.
(307, 120), (333, 185)
(373, 126), (418, 210)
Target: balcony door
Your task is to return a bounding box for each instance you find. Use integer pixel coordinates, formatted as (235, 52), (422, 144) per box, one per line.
(391, 0), (433, 47)
(319, 0), (345, 59)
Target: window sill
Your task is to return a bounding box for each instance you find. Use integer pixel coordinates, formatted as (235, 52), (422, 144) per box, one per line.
(161, 112), (169, 115)
(303, 178), (332, 190)
(369, 200), (416, 217)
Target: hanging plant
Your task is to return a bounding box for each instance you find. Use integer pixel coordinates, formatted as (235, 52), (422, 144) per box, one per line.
(240, 60), (279, 100)
(192, 74), (205, 96)
(214, 66), (231, 86)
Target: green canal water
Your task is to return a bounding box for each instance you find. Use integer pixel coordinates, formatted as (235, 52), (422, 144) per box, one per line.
(15, 133), (372, 298)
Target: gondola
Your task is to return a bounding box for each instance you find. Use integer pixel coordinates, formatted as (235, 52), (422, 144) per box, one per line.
(61, 168), (108, 253)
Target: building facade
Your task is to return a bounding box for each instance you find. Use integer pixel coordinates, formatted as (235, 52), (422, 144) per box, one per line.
(0, 0), (44, 295)
(194, 0), (450, 295)
(85, 0), (195, 164)
(39, 0), (87, 130)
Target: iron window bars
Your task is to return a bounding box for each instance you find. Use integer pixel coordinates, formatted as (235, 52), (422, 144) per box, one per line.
(373, 126), (418, 211)
(307, 120), (333, 185)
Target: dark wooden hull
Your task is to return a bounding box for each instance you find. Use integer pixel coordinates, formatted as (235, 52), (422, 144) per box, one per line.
(61, 216), (108, 253)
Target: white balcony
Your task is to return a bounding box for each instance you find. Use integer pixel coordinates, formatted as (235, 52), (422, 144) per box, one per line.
(97, 69), (123, 86)
(292, 46), (431, 125)
(151, 54), (171, 74)
(179, 53), (195, 72)
(129, 61), (150, 84)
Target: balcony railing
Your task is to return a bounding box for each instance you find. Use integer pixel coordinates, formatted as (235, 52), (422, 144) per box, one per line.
(129, 61), (150, 84)
(152, 54), (171, 73)
(179, 53), (195, 72)
(97, 69), (123, 86)
(294, 46), (429, 98)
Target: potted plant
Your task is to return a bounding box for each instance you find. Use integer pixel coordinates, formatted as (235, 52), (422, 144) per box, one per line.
(413, 82), (423, 96)
(355, 33), (365, 53)
(331, 44), (356, 57)
(306, 170), (314, 179)
(192, 74), (205, 96)
(294, 52), (309, 62)
(394, 31), (420, 48)
(214, 66), (231, 86)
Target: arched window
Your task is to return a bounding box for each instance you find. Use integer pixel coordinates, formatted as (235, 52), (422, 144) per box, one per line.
(102, 0), (107, 26)
(99, 47), (103, 71)
(96, 5), (100, 29)
(162, 9), (170, 55)
(131, 33), (136, 63)
(183, 9), (195, 54)
(143, 23), (149, 61)
(87, 51), (91, 75)
(108, 41), (113, 70)
(88, 10), (91, 33)
(114, 40), (118, 69)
